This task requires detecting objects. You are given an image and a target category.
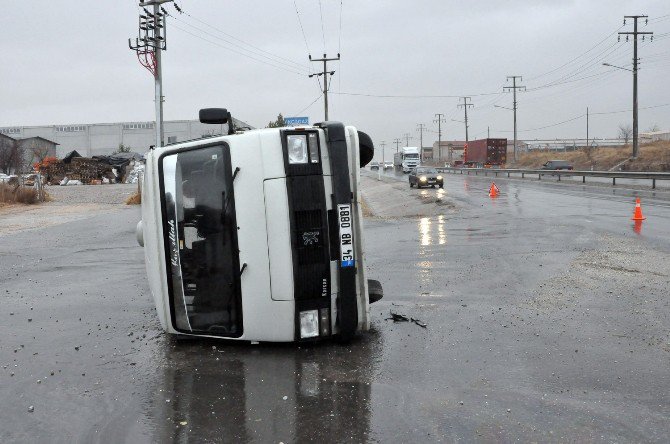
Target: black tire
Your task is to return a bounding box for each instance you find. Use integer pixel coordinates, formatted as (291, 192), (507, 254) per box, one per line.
(439, 184), (444, 189)
(409, 182), (413, 188)
(431, 185), (435, 188)
(357, 131), (374, 167)
(367, 279), (383, 304)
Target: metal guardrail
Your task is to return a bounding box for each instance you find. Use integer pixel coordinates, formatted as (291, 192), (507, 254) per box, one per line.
(437, 167), (670, 189)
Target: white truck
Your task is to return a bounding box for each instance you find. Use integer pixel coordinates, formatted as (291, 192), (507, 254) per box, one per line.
(393, 147), (420, 173)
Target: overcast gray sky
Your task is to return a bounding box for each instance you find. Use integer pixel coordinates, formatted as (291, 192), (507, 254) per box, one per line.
(1, 0), (669, 155)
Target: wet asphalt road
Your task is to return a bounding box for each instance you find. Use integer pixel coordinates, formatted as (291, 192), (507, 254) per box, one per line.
(2, 172), (670, 443)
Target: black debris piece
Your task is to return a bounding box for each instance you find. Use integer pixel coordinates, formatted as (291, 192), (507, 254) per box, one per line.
(385, 310), (427, 328)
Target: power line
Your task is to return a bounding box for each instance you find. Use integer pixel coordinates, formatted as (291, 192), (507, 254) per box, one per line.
(169, 14), (310, 74)
(332, 91), (501, 99)
(168, 6), (310, 71)
(170, 22), (307, 75)
(496, 102), (670, 134)
(526, 25), (624, 81)
(499, 113), (585, 133)
(293, 94), (322, 115)
(530, 41), (624, 89)
(294, 1), (312, 57)
(337, 0), (343, 54)
(318, 0), (326, 52)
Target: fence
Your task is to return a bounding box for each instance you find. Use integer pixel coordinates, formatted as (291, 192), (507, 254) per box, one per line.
(438, 167), (670, 189)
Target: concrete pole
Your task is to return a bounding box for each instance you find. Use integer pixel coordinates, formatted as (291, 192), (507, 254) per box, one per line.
(153, 3), (164, 148)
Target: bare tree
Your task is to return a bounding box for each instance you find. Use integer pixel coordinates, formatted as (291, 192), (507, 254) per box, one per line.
(0, 137), (24, 174)
(618, 124), (633, 145)
(646, 124), (661, 132)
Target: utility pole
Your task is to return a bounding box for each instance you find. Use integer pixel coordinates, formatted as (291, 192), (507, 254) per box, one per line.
(434, 113), (446, 161)
(403, 132), (412, 147)
(586, 107), (589, 149)
(393, 138), (402, 153)
(380, 141), (386, 164)
(129, 0), (173, 148)
(503, 76), (526, 163)
(619, 16), (653, 158)
(457, 97), (474, 142)
(309, 53), (340, 121)
(416, 123), (427, 161)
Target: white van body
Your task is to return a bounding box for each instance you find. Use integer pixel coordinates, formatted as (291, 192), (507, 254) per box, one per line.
(138, 122), (375, 342)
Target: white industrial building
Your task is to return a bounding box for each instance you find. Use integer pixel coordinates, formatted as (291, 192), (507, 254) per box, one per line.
(0, 118), (251, 158)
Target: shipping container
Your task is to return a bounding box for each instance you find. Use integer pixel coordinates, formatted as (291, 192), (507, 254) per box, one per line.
(464, 138), (507, 166)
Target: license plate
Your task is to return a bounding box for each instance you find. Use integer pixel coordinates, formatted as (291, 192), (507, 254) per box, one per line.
(337, 204), (355, 268)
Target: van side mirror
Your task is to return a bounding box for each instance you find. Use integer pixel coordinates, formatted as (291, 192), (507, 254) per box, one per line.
(199, 108), (235, 135)
(199, 108), (230, 125)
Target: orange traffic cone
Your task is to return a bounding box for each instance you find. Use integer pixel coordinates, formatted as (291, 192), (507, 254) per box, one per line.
(631, 197), (646, 221)
(489, 182), (500, 198)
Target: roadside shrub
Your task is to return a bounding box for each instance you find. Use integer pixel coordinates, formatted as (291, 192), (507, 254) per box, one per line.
(0, 183), (39, 204)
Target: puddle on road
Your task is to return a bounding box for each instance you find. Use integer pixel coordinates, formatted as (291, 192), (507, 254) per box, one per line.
(416, 188), (454, 207)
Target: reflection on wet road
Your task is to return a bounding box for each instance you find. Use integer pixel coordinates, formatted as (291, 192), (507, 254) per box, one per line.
(418, 215), (447, 247)
(142, 336), (380, 443)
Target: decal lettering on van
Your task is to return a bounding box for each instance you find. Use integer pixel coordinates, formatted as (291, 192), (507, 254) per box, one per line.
(167, 219), (179, 267)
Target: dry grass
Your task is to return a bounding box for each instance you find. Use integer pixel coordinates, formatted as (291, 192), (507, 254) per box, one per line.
(0, 183), (40, 204)
(514, 141), (670, 171)
(125, 191), (141, 205)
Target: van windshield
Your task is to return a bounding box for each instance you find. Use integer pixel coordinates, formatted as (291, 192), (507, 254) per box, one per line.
(161, 145), (243, 337)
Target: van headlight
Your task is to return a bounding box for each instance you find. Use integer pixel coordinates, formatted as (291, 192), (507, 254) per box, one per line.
(419, 176), (427, 182)
(437, 175), (443, 180)
(287, 135), (309, 164)
(300, 310), (319, 338)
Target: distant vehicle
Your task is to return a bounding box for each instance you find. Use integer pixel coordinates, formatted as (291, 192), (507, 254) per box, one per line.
(0, 174), (18, 185)
(394, 147), (420, 173)
(370, 161), (380, 170)
(409, 167), (443, 189)
(384, 162), (394, 169)
(542, 160), (574, 170)
(464, 138), (507, 167)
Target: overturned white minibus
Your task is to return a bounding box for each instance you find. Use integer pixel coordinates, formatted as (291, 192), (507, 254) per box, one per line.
(137, 109), (382, 342)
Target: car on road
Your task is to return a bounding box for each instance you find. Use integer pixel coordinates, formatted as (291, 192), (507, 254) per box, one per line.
(370, 161), (380, 170)
(409, 167), (443, 188)
(384, 162), (393, 169)
(542, 160), (574, 170)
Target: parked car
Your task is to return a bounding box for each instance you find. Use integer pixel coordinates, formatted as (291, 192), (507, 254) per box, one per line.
(384, 162), (394, 169)
(409, 167), (443, 189)
(370, 161), (380, 170)
(0, 174), (19, 185)
(542, 160), (573, 170)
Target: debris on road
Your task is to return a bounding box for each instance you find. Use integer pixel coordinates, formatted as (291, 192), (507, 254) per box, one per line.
(386, 310), (427, 328)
